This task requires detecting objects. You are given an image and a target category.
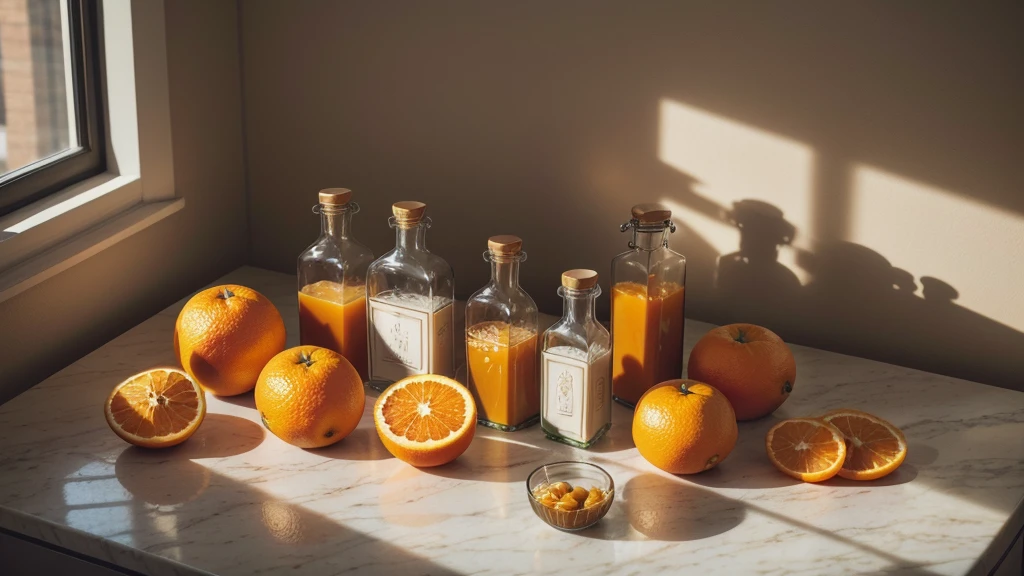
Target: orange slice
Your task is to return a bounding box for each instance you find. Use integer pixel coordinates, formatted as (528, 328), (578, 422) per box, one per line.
(765, 418), (846, 482)
(105, 368), (206, 448)
(822, 409), (907, 480)
(373, 374), (476, 467)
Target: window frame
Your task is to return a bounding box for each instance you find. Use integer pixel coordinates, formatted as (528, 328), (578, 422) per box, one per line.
(0, 0), (105, 217)
(0, 0), (183, 303)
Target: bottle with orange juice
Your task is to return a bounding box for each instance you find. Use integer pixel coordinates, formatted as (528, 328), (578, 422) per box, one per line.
(610, 203), (686, 407)
(465, 235), (539, 431)
(297, 189), (375, 381)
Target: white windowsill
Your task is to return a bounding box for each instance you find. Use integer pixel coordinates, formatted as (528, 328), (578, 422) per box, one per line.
(0, 193), (184, 303)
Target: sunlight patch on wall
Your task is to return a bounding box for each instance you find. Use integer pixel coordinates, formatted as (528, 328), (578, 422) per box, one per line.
(658, 198), (736, 256)
(850, 165), (1024, 332)
(658, 99), (814, 283)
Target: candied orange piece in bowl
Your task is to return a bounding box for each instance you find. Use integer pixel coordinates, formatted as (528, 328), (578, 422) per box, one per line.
(527, 461), (614, 531)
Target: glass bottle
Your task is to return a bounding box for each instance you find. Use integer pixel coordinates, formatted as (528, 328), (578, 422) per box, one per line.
(610, 203), (686, 407)
(541, 269), (612, 448)
(297, 188), (375, 381)
(366, 201), (455, 391)
(465, 235), (540, 431)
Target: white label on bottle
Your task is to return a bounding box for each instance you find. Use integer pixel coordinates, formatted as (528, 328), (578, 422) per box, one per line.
(542, 348), (611, 444)
(369, 298), (453, 383)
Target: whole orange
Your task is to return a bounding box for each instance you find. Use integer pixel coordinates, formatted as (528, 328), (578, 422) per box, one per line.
(255, 346), (365, 448)
(687, 323), (796, 421)
(174, 284), (286, 396)
(632, 379), (738, 474)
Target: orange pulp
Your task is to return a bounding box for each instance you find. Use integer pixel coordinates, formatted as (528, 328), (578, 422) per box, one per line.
(298, 280), (368, 381)
(611, 279), (685, 406)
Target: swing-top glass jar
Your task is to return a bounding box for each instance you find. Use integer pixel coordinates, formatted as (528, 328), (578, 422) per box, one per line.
(297, 188), (374, 380)
(366, 201), (455, 391)
(541, 269), (612, 448)
(465, 235), (539, 431)
(611, 203), (686, 407)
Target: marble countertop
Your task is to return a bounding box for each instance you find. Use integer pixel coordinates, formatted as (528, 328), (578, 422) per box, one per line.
(1, 266), (1022, 576)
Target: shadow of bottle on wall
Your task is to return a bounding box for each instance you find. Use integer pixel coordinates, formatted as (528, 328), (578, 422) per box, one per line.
(701, 196), (1024, 389)
(798, 241), (920, 353)
(715, 200), (802, 327)
(799, 241), (1024, 386)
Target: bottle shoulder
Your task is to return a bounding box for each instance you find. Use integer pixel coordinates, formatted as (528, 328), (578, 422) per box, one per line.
(298, 237), (374, 267)
(466, 283), (537, 310)
(613, 245), (686, 260)
(543, 318), (609, 351)
(663, 245), (686, 262)
(370, 248), (453, 276)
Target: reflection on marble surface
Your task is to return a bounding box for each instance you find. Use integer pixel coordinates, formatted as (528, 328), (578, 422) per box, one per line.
(0, 266), (1021, 576)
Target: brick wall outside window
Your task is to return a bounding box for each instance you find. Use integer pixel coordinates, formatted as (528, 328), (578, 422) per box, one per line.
(0, 0), (70, 175)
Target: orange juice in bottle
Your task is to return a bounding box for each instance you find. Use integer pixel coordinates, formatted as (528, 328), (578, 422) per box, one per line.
(298, 282), (368, 380)
(297, 189), (374, 380)
(467, 322), (538, 428)
(611, 204), (686, 407)
(465, 236), (540, 430)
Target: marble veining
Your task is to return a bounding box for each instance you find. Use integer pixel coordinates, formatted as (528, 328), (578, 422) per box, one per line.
(0, 266), (1022, 575)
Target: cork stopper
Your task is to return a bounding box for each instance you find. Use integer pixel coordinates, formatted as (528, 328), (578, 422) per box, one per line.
(561, 269), (599, 290)
(392, 201), (427, 226)
(631, 203), (672, 224)
(487, 235), (523, 256)
(319, 188), (352, 206)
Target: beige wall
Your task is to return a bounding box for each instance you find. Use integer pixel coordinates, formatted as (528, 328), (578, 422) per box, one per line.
(0, 1), (248, 403)
(240, 1), (1024, 391)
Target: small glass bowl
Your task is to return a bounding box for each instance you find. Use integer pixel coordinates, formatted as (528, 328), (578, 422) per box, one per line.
(526, 461), (615, 531)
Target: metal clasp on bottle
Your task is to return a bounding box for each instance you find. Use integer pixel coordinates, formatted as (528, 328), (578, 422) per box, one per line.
(620, 218), (676, 249)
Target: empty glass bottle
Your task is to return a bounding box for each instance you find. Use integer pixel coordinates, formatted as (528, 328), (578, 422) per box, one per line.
(465, 235), (539, 431)
(541, 269), (612, 448)
(297, 188), (374, 380)
(610, 203), (686, 408)
(367, 201), (455, 391)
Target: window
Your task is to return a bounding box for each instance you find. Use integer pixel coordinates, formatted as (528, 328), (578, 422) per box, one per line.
(0, 0), (180, 303)
(0, 0), (102, 217)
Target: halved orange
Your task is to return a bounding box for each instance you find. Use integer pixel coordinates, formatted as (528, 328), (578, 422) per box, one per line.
(105, 368), (206, 448)
(765, 418), (846, 482)
(373, 374), (476, 467)
(822, 409), (907, 480)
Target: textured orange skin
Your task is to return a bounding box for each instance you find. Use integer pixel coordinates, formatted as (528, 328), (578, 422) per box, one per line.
(174, 284), (286, 396)
(255, 346), (365, 449)
(373, 375), (476, 468)
(632, 379), (738, 475)
(687, 324), (796, 421)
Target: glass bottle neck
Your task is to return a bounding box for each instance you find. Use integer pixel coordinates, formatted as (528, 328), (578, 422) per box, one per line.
(395, 224), (427, 251)
(490, 258), (521, 290)
(562, 288), (598, 324)
(632, 228), (670, 251)
(321, 209), (353, 240)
